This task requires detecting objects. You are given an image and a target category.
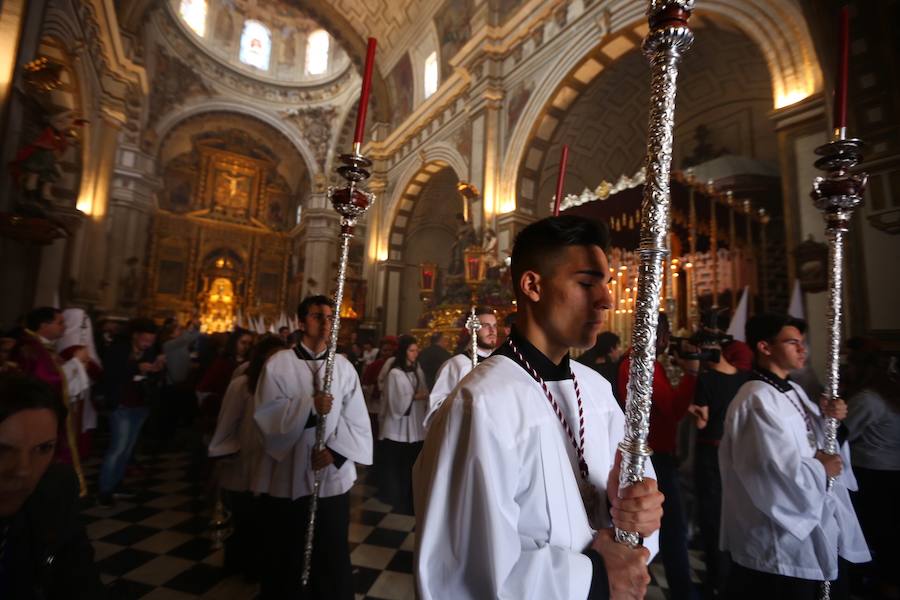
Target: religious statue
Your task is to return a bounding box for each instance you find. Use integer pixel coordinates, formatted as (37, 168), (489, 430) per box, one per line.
(448, 212), (478, 276)
(482, 227), (501, 278)
(9, 117), (84, 213)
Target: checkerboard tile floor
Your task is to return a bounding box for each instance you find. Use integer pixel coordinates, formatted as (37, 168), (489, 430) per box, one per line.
(80, 452), (700, 599)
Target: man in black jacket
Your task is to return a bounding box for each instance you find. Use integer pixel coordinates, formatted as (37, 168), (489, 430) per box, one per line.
(0, 372), (105, 599)
(97, 318), (164, 506)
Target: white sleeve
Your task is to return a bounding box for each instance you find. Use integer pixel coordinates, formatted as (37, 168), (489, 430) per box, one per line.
(729, 395), (828, 540)
(253, 352), (312, 462)
(377, 357), (395, 392)
(326, 360), (373, 465)
(60, 357), (89, 401)
(386, 369), (412, 418)
(426, 359), (464, 424)
(414, 388), (593, 600)
(209, 376), (248, 457)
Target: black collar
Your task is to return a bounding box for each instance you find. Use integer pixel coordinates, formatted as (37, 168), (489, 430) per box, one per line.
(492, 326), (572, 381)
(751, 367), (793, 394)
(461, 348), (491, 364)
(294, 343), (326, 361)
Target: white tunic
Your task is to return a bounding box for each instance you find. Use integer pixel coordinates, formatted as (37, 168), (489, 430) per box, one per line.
(413, 355), (658, 600)
(208, 374), (264, 493)
(719, 378), (871, 581)
(380, 366), (427, 443)
(424, 349), (492, 430)
(252, 348), (373, 499)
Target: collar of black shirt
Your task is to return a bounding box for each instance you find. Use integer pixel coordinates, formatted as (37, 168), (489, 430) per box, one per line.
(751, 367), (793, 393)
(493, 326), (572, 382)
(294, 343), (326, 361)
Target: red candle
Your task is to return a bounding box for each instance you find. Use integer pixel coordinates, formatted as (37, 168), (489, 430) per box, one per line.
(833, 6), (849, 136)
(553, 144), (569, 216)
(353, 37), (378, 150)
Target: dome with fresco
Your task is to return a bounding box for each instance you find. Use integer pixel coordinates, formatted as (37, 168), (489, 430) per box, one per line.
(170, 0), (350, 86)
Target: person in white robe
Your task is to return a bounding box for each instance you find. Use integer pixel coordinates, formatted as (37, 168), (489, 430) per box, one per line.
(414, 216), (664, 600)
(253, 295), (373, 599)
(423, 306), (498, 430)
(208, 334), (286, 577)
(719, 313), (870, 599)
(56, 308), (101, 437)
(380, 334), (428, 514)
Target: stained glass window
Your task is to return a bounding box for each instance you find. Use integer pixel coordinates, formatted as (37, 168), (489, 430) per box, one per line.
(240, 20), (271, 71)
(306, 29), (330, 75)
(424, 51), (439, 99)
(179, 0), (207, 37)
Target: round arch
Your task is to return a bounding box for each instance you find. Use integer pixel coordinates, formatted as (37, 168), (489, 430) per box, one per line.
(384, 142), (469, 259)
(499, 0), (822, 209)
(151, 99), (320, 191)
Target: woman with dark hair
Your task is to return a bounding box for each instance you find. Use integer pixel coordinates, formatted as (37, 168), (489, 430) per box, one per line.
(208, 334), (286, 577)
(842, 338), (900, 599)
(379, 334), (428, 514)
(0, 373), (105, 599)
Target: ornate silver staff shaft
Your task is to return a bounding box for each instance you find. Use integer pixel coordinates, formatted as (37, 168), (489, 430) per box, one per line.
(616, 0), (694, 548)
(810, 133), (866, 600)
(811, 134), (865, 484)
(302, 150), (375, 586)
(466, 306), (482, 370)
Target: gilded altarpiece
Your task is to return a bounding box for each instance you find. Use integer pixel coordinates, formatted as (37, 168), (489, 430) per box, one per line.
(145, 141), (295, 331)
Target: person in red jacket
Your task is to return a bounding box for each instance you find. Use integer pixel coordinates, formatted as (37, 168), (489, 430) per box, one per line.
(618, 312), (700, 600)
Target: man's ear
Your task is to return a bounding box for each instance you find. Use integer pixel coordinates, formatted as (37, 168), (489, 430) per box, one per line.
(756, 340), (771, 357)
(519, 270), (542, 303)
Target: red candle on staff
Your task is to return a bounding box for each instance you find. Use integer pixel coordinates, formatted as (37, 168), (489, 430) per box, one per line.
(553, 144), (569, 216)
(833, 6), (849, 139)
(353, 37), (378, 153)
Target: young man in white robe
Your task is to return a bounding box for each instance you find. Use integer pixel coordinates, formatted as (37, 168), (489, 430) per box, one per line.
(253, 295), (373, 599)
(423, 306), (498, 429)
(719, 313), (870, 599)
(414, 215), (664, 600)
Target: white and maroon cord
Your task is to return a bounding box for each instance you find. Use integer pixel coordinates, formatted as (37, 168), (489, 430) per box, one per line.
(507, 338), (589, 480)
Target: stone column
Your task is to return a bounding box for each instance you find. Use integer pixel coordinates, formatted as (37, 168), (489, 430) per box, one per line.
(105, 142), (160, 315)
(362, 175), (388, 323)
(299, 191), (340, 299)
(377, 259), (405, 336)
(66, 110), (122, 309)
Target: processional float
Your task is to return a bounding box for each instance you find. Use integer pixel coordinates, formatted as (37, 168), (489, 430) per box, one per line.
(301, 37), (378, 586)
(811, 7), (866, 599)
(616, 0), (694, 548)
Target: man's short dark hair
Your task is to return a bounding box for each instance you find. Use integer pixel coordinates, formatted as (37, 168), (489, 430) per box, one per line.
(278, 326), (290, 334)
(0, 372), (64, 424)
(130, 317), (158, 336)
(746, 313), (807, 355)
(429, 331), (443, 345)
(474, 306), (495, 318)
(297, 295), (334, 320)
(510, 215), (609, 299)
(595, 331), (621, 356)
(25, 307), (61, 332)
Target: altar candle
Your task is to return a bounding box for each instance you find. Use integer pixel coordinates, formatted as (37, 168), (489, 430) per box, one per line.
(353, 38), (378, 151)
(833, 6), (849, 138)
(552, 144), (569, 216)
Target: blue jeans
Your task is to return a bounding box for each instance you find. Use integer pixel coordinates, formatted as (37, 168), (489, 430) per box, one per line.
(99, 406), (149, 494)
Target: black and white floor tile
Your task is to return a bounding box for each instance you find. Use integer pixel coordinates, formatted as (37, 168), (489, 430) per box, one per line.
(79, 452), (702, 599)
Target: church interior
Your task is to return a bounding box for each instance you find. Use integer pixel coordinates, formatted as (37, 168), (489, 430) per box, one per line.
(0, 0), (898, 599)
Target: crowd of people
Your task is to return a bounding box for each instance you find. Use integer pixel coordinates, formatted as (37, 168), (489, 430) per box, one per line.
(0, 215), (898, 600)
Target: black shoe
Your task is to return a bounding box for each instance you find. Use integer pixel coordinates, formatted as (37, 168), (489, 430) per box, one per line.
(113, 488), (138, 500)
(97, 493), (114, 508)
